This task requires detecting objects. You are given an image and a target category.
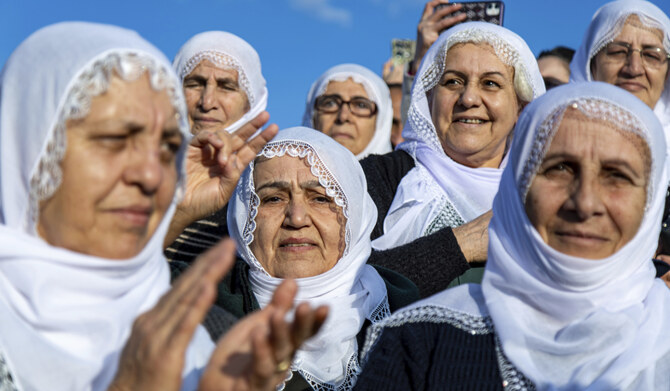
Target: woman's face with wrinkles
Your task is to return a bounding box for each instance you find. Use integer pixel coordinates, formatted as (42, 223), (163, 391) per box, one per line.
(250, 155), (346, 278)
(525, 108), (649, 259)
(38, 73), (182, 259)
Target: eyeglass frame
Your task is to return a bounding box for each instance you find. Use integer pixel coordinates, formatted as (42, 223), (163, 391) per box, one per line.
(599, 41), (670, 69)
(313, 94), (378, 118)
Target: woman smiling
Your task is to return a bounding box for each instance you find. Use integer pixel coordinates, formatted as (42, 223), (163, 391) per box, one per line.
(355, 82), (670, 390)
(367, 22), (545, 290)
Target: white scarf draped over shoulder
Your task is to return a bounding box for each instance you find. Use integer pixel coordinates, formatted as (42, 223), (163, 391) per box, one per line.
(385, 82), (670, 390)
(570, 0), (670, 160)
(0, 22), (213, 391)
(173, 31), (268, 135)
(227, 127), (389, 390)
(373, 22), (545, 251)
(302, 64), (393, 160)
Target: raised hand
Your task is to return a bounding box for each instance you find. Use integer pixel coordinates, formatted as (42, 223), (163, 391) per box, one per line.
(198, 280), (328, 391)
(108, 239), (237, 391)
(412, 1), (466, 74)
(165, 113), (279, 246)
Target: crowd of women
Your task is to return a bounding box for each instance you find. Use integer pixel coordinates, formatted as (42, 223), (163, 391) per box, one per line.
(0, 0), (669, 390)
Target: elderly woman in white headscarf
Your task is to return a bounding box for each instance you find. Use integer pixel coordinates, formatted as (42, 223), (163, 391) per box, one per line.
(303, 64), (394, 160)
(571, 0), (670, 153)
(362, 22), (545, 292)
(166, 31), (271, 263)
(356, 81), (670, 391)
(224, 127), (419, 391)
(0, 22), (319, 391)
(173, 30), (268, 135)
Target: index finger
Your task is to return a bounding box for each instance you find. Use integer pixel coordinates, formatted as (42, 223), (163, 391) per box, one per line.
(231, 123), (279, 170)
(232, 111), (271, 143)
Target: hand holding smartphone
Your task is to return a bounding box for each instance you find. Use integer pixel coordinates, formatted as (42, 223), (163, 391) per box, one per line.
(434, 1), (504, 26)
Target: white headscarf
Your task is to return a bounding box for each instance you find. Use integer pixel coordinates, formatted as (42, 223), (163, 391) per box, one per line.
(0, 22), (213, 391)
(570, 0), (670, 158)
(228, 127), (389, 390)
(373, 22), (545, 250)
(385, 82), (670, 390)
(173, 31), (268, 134)
(302, 64), (393, 160)
(483, 82), (670, 390)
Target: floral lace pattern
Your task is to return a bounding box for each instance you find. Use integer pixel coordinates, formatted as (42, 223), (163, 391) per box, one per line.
(178, 50), (255, 106)
(275, 298), (390, 391)
(240, 140), (351, 275)
(407, 28), (536, 156)
(28, 51), (187, 230)
(360, 304), (535, 390)
(0, 353), (18, 391)
(424, 198), (466, 235)
(360, 305), (494, 365)
(495, 336), (536, 390)
(518, 97), (654, 206)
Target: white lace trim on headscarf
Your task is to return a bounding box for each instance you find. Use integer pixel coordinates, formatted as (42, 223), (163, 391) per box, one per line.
(373, 22), (545, 251)
(381, 82), (670, 390)
(489, 82), (669, 390)
(227, 127), (389, 390)
(173, 31), (268, 135)
(0, 22), (212, 391)
(302, 64), (393, 160)
(570, 0), (670, 161)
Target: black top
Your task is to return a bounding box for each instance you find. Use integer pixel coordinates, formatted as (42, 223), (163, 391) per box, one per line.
(360, 150), (471, 297)
(354, 313), (535, 391)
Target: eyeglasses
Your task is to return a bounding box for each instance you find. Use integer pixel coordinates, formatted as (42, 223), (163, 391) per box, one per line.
(314, 95), (378, 118)
(601, 42), (670, 69)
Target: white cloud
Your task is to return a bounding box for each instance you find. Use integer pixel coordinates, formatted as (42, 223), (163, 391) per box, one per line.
(289, 0), (353, 27)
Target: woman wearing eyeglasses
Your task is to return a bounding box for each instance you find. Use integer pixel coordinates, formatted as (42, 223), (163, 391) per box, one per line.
(303, 64), (393, 160)
(571, 0), (670, 155)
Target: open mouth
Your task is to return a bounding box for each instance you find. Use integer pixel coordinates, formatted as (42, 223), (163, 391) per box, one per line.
(454, 118), (487, 124)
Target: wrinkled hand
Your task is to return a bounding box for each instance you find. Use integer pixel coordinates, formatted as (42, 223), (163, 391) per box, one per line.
(108, 240), (237, 391)
(656, 254), (670, 289)
(198, 280), (328, 391)
(453, 210), (492, 265)
(382, 59), (404, 86)
(411, 0), (466, 74)
(165, 113), (279, 246)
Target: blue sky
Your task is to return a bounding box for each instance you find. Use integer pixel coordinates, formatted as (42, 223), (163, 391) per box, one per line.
(2, 0), (670, 129)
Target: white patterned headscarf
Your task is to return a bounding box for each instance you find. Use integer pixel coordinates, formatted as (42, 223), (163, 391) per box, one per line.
(570, 0), (670, 159)
(482, 82), (670, 390)
(0, 22), (212, 391)
(173, 31), (268, 134)
(373, 22), (545, 251)
(302, 64), (393, 160)
(228, 127), (389, 390)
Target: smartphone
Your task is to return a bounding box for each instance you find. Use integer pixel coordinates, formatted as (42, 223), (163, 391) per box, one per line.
(391, 39), (416, 66)
(434, 1), (505, 26)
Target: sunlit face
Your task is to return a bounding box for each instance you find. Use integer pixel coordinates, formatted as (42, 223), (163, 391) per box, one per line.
(538, 55), (571, 87)
(249, 155), (346, 278)
(429, 43), (520, 168)
(312, 78), (377, 156)
(525, 109), (649, 259)
(183, 59), (250, 134)
(38, 73), (183, 259)
(591, 16), (669, 109)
